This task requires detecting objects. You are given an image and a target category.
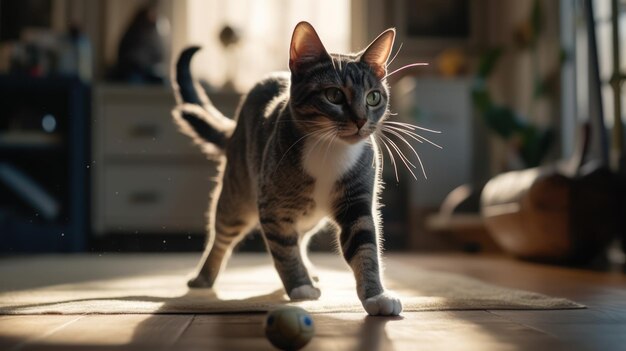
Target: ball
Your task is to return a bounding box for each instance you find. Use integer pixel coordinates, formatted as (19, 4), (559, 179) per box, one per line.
(264, 306), (315, 350)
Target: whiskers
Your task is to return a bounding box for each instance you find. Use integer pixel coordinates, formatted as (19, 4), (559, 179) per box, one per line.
(371, 44), (436, 181)
(382, 63), (429, 80)
(375, 120), (442, 181)
(382, 42), (429, 81)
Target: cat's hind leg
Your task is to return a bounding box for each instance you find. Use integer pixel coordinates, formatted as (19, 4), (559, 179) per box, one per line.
(188, 193), (254, 288)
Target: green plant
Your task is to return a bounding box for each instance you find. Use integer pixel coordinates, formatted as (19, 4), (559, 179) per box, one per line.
(471, 0), (556, 168)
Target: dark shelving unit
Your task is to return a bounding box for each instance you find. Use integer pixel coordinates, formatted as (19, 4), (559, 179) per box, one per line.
(0, 75), (90, 252)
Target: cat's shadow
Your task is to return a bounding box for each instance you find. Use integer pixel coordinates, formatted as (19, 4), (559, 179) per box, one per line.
(4, 277), (399, 349)
(6, 286), (399, 350)
(128, 287), (400, 350)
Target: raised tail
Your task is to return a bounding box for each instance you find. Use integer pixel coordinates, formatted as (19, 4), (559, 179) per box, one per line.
(172, 47), (236, 157)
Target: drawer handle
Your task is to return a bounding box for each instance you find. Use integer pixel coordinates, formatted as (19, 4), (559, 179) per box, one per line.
(129, 124), (159, 138)
(129, 191), (160, 204)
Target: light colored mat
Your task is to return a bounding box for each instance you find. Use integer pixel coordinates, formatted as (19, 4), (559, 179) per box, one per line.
(0, 254), (583, 314)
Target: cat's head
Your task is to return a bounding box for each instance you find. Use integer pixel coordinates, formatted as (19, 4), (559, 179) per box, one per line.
(288, 21), (395, 144)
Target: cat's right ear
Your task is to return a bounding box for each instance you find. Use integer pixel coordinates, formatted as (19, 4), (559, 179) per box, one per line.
(289, 21), (330, 73)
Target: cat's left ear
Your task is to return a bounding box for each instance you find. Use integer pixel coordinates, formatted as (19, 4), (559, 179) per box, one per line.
(360, 28), (396, 79)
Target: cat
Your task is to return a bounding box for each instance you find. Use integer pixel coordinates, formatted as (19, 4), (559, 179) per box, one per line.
(172, 21), (402, 316)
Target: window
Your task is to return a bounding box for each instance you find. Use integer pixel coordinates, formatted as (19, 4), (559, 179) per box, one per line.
(593, 0), (626, 130)
(561, 0), (625, 168)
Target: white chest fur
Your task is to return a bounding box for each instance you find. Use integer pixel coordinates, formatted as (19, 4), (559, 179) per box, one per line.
(296, 137), (365, 233)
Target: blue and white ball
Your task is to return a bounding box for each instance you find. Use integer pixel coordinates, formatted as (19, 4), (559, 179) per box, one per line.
(264, 306), (315, 350)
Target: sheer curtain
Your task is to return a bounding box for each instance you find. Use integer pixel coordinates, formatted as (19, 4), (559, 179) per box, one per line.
(180, 0), (350, 92)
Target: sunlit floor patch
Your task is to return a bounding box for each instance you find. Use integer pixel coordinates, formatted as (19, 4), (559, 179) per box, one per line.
(0, 254), (581, 315)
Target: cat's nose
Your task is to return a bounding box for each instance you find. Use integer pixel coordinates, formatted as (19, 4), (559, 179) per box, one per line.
(355, 119), (366, 129)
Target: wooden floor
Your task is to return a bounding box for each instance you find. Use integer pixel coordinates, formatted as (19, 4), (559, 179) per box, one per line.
(1, 254), (625, 351)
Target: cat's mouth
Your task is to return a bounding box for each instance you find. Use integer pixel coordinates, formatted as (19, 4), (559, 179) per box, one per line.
(339, 130), (370, 143)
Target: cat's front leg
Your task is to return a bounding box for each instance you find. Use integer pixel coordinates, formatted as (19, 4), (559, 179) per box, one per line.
(334, 202), (402, 316)
(259, 216), (321, 300)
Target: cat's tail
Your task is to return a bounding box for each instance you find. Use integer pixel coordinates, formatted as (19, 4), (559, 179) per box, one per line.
(172, 46), (236, 157)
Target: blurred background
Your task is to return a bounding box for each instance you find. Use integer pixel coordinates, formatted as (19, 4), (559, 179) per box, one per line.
(0, 0), (624, 269)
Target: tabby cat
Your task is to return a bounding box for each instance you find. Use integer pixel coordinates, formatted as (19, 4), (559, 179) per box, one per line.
(173, 22), (402, 315)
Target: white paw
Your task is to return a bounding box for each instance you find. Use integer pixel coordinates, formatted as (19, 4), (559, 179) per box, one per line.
(289, 285), (321, 300)
(363, 292), (403, 316)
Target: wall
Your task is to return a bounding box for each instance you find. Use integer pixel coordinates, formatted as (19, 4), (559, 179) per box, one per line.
(354, 0), (562, 175)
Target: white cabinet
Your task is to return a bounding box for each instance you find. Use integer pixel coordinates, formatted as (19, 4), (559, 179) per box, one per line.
(92, 85), (240, 235)
(394, 78), (476, 208)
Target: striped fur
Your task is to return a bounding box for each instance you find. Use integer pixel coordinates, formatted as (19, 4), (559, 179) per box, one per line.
(173, 22), (402, 315)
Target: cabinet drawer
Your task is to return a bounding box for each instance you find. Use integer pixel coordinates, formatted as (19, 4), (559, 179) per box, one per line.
(95, 86), (241, 158)
(99, 165), (217, 233)
(102, 103), (201, 157)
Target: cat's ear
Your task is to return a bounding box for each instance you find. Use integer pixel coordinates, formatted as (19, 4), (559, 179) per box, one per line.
(289, 21), (330, 72)
(360, 28), (396, 79)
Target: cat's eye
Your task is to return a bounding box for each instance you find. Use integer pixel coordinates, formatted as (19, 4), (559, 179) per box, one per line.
(366, 91), (382, 106)
(325, 88), (345, 104)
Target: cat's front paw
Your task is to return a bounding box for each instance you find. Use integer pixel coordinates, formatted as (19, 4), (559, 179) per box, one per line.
(363, 292), (402, 316)
(187, 275), (214, 288)
(289, 285), (321, 300)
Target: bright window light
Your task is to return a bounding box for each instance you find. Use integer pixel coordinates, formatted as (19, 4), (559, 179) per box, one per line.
(183, 0), (351, 92)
